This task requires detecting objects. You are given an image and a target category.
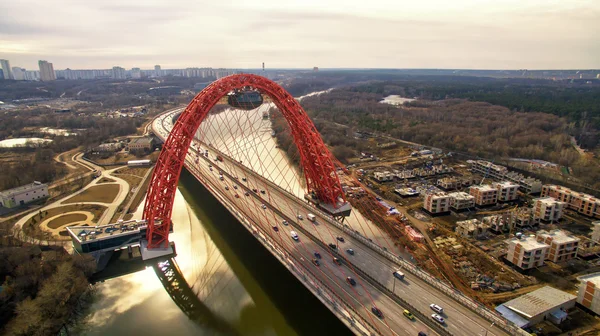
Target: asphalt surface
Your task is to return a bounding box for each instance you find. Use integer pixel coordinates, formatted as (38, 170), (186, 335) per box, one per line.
(153, 109), (510, 336)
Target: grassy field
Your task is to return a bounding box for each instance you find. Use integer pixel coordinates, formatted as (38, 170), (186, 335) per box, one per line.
(47, 213), (88, 229)
(64, 184), (120, 204)
(23, 204), (106, 240)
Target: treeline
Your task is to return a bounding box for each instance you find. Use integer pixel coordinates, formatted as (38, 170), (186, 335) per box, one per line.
(0, 148), (68, 190)
(299, 88), (600, 188)
(0, 245), (95, 336)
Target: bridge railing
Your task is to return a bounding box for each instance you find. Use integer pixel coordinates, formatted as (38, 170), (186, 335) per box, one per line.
(159, 112), (528, 336)
(198, 143), (528, 336)
(184, 159), (377, 336)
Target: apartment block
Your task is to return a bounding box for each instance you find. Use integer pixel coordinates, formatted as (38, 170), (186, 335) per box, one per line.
(423, 192), (450, 214)
(455, 219), (490, 238)
(577, 273), (600, 315)
(493, 181), (520, 202)
(468, 160), (542, 194)
(533, 197), (565, 222)
(373, 171), (393, 182)
(469, 184), (498, 206)
(541, 184), (600, 219)
(506, 236), (549, 270)
(536, 229), (579, 263)
(437, 177), (460, 190)
(447, 191), (475, 211)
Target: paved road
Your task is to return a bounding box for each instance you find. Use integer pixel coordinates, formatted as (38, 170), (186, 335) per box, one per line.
(154, 108), (512, 336)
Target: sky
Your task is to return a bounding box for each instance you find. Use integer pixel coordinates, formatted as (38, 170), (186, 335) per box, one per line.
(0, 0), (598, 70)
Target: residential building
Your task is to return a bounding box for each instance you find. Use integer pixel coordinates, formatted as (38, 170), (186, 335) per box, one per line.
(515, 207), (540, 227)
(0, 59), (13, 79)
(128, 137), (153, 151)
(483, 213), (515, 233)
(12, 67), (26, 80)
(469, 184), (498, 206)
(533, 197), (565, 222)
(541, 184), (600, 218)
(592, 222), (600, 243)
(577, 273), (600, 315)
(448, 191), (475, 211)
(455, 219), (490, 238)
(469, 160), (542, 194)
(38, 60), (56, 81)
(423, 192), (450, 214)
(536, 229), (580, 263)
(493, 181), (520, 202)
(131, 67), (142, 79)
(373, 171), (393, 182)
(506, 235), (549, 270)
(154, 65), (162, 77)
(112, 66), (126, 79)
(495, 286), (576, 328)
(0, 181), (49, 208)
(469, 160), (508, 180)
(437, 177), (460, 190)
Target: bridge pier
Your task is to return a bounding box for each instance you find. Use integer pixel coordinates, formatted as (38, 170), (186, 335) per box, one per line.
(140, 239), (177, 261)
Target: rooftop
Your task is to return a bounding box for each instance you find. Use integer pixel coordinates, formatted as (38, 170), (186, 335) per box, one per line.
(494, 181), (520, 188)
(130, 137), (153, 145)
(535, 196), (564, 205)
(501, 286), (575, 318)
(537, 229), (580, 244)
(0, 181), (46, 197)
(67, 219), (147, 244)
(448, 191), (474, 200)
(577, 272), (600, 288)
(471, 184), (496, 192)
(507, 236), (549, 251)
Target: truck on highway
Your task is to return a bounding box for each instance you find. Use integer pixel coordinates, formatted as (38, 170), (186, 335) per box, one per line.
(307, 213), (316, 222)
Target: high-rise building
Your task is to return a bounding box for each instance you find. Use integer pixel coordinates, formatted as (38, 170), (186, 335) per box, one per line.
(131, 67), (141, 79)
(154, 65), (162, 77)
(38, 60), (56, 81)
(112, 66), (126, 79)
(0, 59), (13, 80)
(12, 67), (26, 80)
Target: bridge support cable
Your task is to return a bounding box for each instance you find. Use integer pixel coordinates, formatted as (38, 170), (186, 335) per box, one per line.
(185, 154), (382, 335)
(192, 136), (387, 335)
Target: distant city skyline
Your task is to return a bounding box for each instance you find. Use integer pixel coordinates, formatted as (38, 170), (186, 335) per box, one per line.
(0, 0), (598, 70)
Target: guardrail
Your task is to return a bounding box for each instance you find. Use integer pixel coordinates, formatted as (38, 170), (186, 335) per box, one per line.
(184, 157), (377, 336)
(156, 111), (528, 336)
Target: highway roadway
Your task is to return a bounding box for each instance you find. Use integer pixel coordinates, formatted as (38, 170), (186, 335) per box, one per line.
(152, 109), (512, 336)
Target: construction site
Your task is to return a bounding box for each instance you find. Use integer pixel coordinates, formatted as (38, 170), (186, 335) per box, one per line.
(340, 136), (600, 322)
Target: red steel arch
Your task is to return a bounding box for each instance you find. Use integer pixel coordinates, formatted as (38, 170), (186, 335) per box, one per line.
(143, 74), (345, 248)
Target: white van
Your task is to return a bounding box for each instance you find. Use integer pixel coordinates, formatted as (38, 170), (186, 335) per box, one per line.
(393, 271), (405, 280)
(290, 231), (299, 241)
(307, 213), (316, 222)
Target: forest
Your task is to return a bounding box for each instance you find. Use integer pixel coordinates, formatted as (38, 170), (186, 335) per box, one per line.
(299, 86), (600, 188)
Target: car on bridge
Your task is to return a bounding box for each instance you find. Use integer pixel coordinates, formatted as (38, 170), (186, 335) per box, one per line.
(261, 204), (267, 209)
(333, 257), (342, 265)
(272, 226), (279, 232)
(282, 220), (288, 226)
(245, 192), (250, 196)
(314, 251), (321, 259)
(403, 309), (415, 320)
(233, 185), (238, 189)
(346, 277), (356, 286)
(371, 306), (383, 319)
(311, 258), (320, 266)
(234, 194), (239, 198)
(225, 186), (229, 190)
(290, 231), (299, 241)
(328, 243), (337, 250)
(252, 188), (258, 193)
(346, 248), (355, 255)
(430, 304), (444, 314)
(431, 314), (444, 324)
(297, 214), (303, 220)
(336, 236), (345, 242)
(260, 190), (265, 194)
(242, 177), (247, 181)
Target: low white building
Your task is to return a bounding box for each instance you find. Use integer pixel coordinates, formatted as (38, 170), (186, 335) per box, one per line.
(533, 197), (565, 222)
(493, 181), (520, 202)
(496, 286), (576, 328)
(577, 273), (600, 315)
(448, 191), (475, 211)
(423, 192), (450, 214)
(0, 181), (49, 208)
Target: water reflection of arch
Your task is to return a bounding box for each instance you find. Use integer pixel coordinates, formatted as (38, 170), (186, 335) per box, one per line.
(151, 257), (238, 335)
